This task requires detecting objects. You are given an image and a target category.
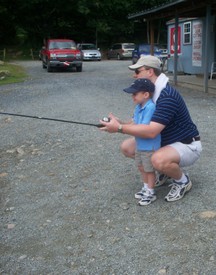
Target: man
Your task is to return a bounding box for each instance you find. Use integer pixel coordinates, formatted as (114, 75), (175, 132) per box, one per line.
(100, 55), (202, 202)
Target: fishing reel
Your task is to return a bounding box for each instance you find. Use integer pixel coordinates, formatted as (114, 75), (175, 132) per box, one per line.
(101, 117), (111, 122)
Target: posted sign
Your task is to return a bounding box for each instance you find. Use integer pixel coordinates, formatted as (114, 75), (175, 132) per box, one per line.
(170, 26), (181, 55)
(192, 21), (202, 67)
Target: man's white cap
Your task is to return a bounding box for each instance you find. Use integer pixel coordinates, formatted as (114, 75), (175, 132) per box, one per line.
(129, 55), (162, 70)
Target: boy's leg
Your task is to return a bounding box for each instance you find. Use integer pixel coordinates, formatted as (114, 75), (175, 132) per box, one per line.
(138, 152), (157, 206)
(134, 152), (148, 199)
(137, 164), (148, 184)
(147, 172), (156, 190)
(138, 171), (157, 206)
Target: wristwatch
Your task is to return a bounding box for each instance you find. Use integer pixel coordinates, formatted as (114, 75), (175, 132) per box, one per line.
(118, 124), (123, 133)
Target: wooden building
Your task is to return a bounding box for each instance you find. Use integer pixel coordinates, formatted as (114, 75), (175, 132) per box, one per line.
(166, 16), (216, 75)
(128, 0), (216, 92)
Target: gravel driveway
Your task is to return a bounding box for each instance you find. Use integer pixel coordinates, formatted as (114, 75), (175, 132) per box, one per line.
(0, 60), (216, 275)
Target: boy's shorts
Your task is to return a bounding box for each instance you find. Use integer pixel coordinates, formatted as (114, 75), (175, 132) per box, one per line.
(135, 150), (155, 172)
(169, 140), (202, 167)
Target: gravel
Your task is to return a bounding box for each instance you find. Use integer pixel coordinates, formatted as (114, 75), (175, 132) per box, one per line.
(0, 60), (216, 275)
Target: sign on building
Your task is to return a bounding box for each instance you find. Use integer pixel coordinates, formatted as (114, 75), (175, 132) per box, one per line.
(170, 26), (181, 55)
(192, 21), (202, 67)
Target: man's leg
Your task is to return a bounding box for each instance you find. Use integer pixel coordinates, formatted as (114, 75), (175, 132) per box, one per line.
(152, 141), (202, 178)
(151, 145), (182, 179)
(120, 137), (136, 159)
(151, 145), (192, 202)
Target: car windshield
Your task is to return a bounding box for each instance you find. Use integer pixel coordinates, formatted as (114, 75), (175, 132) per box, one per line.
(123, 44), (135, 49)
(49, 41), (76, 50)
(82, 44), (97, 50)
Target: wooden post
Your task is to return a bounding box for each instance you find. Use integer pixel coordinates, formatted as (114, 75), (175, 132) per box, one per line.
(174, 14), (179, 86)
(3, 48), (6, 60)
(30, 49), (34, 60)
(150, 20), (154, 56)
(147, 20), (150, 44)
(204, 5), (211, 93)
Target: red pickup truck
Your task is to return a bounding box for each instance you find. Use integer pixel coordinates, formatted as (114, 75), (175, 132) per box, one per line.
(41, 39), (83, 72)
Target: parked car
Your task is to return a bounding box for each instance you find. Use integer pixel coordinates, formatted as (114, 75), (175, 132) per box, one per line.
(132, 44), (168, 64)
(107, 43), (135, 60)
(77, 43), (101, 61)
(41, 39), (82, 72)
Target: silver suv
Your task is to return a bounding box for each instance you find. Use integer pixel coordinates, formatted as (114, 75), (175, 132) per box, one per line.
(107, 43), (135, 60)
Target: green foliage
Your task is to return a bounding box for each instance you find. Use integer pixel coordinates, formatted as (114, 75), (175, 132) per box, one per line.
(0, 0), (167, 49)
(0, 63), (27, 85)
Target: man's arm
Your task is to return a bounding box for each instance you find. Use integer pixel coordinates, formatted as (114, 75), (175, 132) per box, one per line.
(100, 113), (164, 138)
(110, 113), (134, 125)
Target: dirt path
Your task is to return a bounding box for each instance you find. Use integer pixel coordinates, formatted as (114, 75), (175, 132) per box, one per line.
(0, 60), (216, 275)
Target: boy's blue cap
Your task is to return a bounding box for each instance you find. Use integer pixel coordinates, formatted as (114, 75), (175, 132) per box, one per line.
(123, 78), (155, 94)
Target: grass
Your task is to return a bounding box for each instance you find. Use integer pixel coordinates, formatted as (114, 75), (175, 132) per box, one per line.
(0, 62), (28, 85)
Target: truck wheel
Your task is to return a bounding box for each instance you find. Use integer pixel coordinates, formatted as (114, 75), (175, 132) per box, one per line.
(76, 66), (82, 72)
(47, 62), (52, 72)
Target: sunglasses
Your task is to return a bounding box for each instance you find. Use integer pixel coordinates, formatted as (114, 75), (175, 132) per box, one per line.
(135, 69), (141, 75)
(135, 67), (149, 75)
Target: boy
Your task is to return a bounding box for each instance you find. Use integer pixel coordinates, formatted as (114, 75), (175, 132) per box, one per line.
(123, 78), (161, 206)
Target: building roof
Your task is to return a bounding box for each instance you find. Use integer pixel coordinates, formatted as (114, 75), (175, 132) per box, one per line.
(128, 0), (216, 20)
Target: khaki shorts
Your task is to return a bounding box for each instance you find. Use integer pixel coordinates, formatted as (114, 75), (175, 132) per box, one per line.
(169, 140), (202, 167)
(135, 151), (155, 172)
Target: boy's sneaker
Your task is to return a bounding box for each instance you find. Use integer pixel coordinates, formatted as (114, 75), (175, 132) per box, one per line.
(165, 176), (192, 202)
(135, 187), (146, 199)
(138, 190), (157, 206)
(155, 173), (171, 187)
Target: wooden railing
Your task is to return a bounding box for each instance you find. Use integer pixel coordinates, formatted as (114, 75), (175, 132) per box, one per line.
(0, 48), (40, 60)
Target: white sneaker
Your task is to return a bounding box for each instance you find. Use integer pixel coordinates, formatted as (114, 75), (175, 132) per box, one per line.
(135, 187), (146, 199)
(138, 190), (157, 206)
(165, 176), (192, 202)
(155, 173), (171, 187)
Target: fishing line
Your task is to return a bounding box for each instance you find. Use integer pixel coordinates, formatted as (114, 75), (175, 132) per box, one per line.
(0, 112), (109, 128)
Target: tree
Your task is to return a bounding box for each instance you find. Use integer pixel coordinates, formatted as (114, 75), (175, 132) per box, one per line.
(0, 0), (166, 48)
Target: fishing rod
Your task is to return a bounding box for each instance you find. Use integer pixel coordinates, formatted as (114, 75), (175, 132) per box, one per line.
(0, 112), (110, 128)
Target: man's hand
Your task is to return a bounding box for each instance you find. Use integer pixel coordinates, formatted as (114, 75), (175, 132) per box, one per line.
(99, 113), (120, 133)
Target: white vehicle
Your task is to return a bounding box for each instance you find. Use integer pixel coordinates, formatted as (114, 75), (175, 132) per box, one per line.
(77, 43), (101, 61)
(107, 43), (135, 60)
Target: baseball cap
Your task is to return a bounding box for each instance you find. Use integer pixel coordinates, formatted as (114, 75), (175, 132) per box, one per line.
(128, 55), (162, 70)
(123, 78), (155, 94)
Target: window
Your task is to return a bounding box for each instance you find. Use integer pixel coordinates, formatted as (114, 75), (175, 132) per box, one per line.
(183, 22), (191, 44)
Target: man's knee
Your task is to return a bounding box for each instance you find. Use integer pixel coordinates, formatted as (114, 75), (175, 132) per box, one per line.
(120, 138), (135, 159)
(120, 142), (134, 158)
(151, 151), (166, 171)
(151, 146), (180, 171)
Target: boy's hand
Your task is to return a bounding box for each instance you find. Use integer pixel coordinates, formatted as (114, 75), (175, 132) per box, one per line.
(99, 113), (120, 133)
